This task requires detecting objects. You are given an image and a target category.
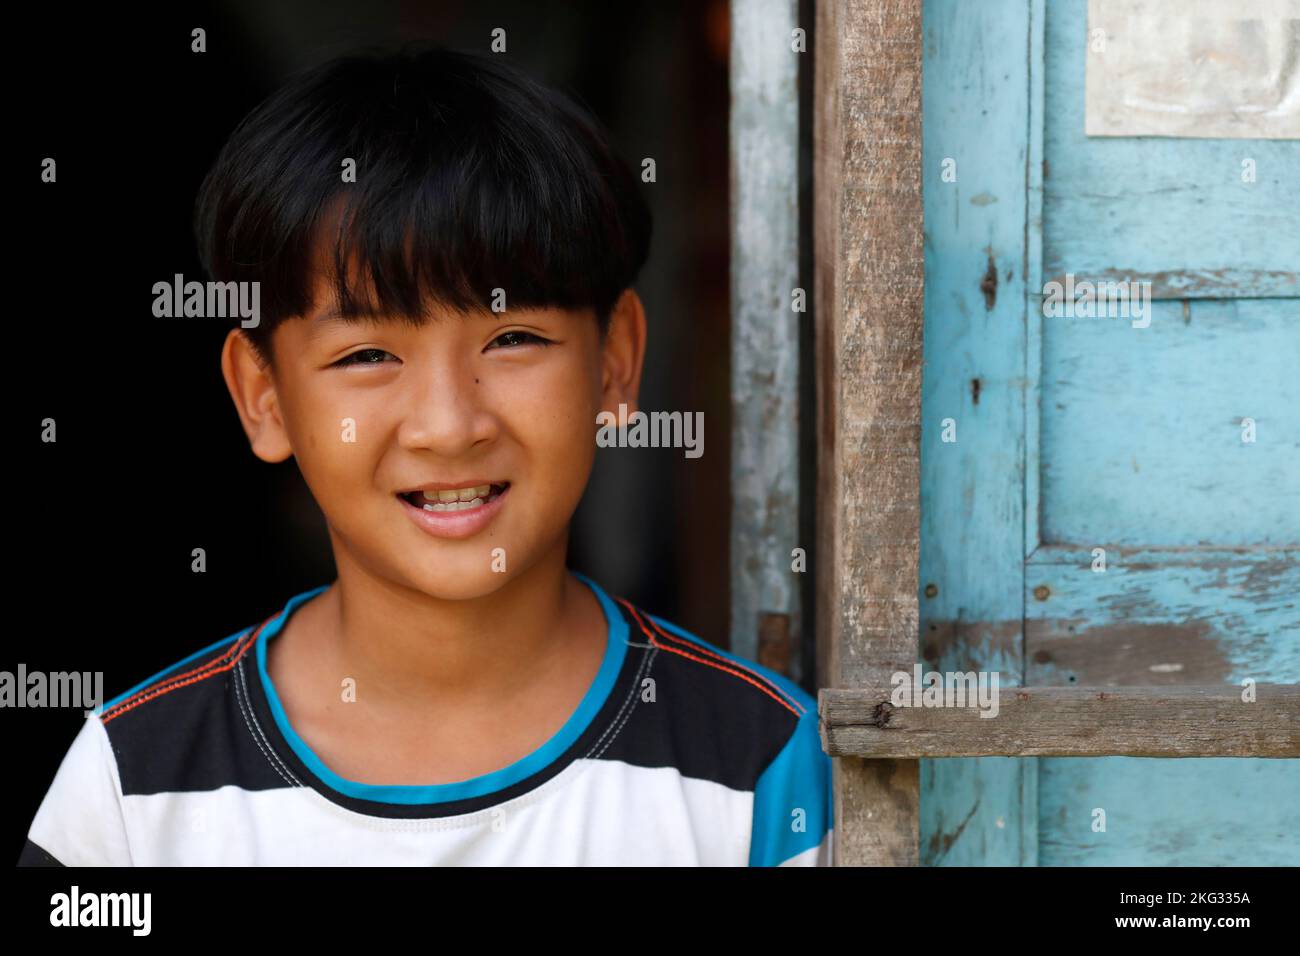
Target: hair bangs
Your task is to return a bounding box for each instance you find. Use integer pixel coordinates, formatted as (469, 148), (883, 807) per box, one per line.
(194, 45), (652, 359)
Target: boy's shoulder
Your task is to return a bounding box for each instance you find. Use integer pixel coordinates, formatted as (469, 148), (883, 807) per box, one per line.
(614, 596), (817, 731)
(18, 611), (285, 867)
(100, 625), (257, 720)
(94, 605), (292, 797)
(605, 600), (832, 868)
(603, 593), (831, 865)
(98, 585), (326, 742)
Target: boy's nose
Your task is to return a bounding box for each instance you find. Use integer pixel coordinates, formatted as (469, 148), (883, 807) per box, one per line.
(394, 360), (496, 455)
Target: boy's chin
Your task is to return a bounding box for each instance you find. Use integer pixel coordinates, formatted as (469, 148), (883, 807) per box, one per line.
(397, 563), (519, 603)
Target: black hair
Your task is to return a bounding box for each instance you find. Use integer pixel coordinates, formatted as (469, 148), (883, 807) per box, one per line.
(194, 45), (652, 362)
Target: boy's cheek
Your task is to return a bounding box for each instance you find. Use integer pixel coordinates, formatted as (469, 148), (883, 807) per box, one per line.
(283, 418), (384, 511)
(534, 408), (598, 487)
(532, 386), (601, 451)
(284, 392), (378, 455)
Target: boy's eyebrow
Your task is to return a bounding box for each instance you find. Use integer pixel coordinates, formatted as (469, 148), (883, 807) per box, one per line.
(309, 306), (409, 327)
(303, 307), (387, 340)
(311, 308), (354, 325)
(304, 306), (507, 337)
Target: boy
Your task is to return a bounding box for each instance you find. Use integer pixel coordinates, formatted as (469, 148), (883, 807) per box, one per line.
(18, 46), (832, 866)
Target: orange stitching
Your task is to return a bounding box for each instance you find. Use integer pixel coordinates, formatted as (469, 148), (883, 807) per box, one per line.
(101, 616), (273, 725)
(101, 623), (262, 719)
(101, 627), (263, 725)
(616, 598), (803, 719)
(637, 606), (806, 717)
(101, 625), (261, 718)
(617, 597), (805, 715)
(621, 600), (802, 718)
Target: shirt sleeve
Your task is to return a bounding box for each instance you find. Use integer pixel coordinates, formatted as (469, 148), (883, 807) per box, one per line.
(749, 702), (834, 866)
(18, 714), (133, 866)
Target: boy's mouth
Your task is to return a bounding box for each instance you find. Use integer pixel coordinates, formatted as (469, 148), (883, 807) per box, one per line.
(397, 481), (510, 513)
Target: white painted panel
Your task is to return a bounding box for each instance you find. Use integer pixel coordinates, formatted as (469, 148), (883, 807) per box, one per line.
(1087, 0), (1300, 138)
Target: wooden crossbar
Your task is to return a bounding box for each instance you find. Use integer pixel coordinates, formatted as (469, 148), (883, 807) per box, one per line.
(820, 684), (1300, 758)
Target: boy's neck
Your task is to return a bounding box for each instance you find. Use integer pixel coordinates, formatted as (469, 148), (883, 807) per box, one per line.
(288, 535), (605, 719)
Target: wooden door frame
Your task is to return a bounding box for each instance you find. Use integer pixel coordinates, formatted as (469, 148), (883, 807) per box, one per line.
(814, 0), (925, 867)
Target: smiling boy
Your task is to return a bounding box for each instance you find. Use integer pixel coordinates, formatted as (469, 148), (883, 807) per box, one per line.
(18, 46), (832, 866)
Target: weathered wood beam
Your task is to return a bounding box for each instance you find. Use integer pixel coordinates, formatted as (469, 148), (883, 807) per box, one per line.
(730, 0), (802, 677)
(814, 0), (924, 866)
(821, 684), (1300, 758)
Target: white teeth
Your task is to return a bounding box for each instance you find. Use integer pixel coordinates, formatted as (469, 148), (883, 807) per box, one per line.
(421, 484), (492, 503)
(421, 497), (485, 513)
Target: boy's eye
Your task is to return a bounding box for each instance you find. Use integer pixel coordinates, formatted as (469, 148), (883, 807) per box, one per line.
(488, 330), (551, 350)
(333, 348), (397, 367)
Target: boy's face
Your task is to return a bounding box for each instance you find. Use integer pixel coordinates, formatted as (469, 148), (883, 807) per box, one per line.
(221, 272), (645, 602)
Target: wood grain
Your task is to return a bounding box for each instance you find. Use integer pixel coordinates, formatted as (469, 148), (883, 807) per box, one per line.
(822, 684), (1300, 757)
(918, 0), (1042, 865)
(730, 0), (802, 675)
(815, 0), (924, 866)
(1025, 546), (1300, 687)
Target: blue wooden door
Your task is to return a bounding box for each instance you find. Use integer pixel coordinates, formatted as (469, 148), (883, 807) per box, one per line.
(919, 0), (1299, 865)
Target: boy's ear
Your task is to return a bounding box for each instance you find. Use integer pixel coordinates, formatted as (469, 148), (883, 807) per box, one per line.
(220, 329), (294, 463)
(599, 288), (647, 417)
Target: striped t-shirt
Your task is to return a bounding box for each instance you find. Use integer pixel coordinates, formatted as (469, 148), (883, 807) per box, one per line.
(19, 573), (833, 866)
